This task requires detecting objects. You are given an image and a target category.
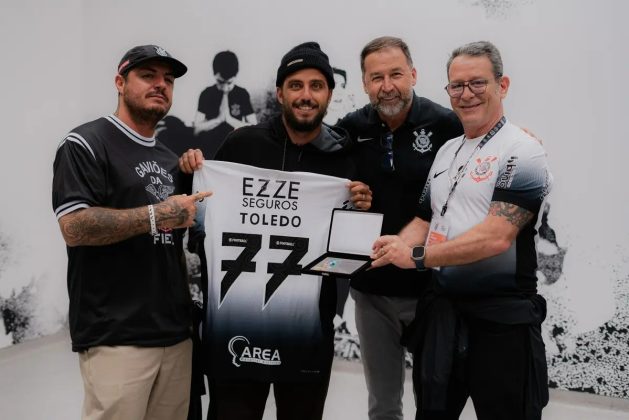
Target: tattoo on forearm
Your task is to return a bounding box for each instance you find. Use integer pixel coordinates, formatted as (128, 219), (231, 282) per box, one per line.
(155, 200), (189, 228)
(62, 207), (148, 246)
(489, 201), (533, 229)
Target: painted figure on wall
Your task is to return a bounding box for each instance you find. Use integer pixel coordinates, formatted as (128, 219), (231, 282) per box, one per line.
(323, 67), (356, 126)
(193, 51), (257, 159)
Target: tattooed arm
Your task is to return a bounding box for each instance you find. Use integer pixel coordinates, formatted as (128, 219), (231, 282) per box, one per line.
(371, 201), (533, 269)
(422, 201), (533, 268)
(58, 191), (212, 247)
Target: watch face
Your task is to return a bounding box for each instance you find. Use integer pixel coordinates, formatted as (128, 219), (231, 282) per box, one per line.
(412, 246), (425, 260)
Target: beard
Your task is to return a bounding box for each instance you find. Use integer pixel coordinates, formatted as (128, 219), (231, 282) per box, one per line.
(372, 88), (412, 118)
(282, 99), (328, 133)
(123, 91), (169, 127)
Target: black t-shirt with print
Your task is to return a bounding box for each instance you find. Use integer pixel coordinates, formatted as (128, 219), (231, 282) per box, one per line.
(52, 115), (192, 351)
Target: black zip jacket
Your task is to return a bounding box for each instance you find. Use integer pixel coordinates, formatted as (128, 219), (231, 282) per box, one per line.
(338, 95), (463, 297)
(216, 113), (357, 179)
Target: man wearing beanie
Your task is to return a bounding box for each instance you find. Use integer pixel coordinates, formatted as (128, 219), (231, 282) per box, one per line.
(205, 41), (373, 420)
(52, 44), (211, 420)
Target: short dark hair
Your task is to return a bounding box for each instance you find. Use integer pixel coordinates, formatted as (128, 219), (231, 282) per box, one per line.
(213, 51), (239, 79)
(360, 36), (413, 74)
(447, 41), (503, 80)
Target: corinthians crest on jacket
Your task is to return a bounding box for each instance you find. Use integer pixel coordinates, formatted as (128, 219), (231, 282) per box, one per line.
(412, 129), (433, 153)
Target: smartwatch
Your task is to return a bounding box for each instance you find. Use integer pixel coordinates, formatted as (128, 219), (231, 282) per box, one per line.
(411, 246), (426, 271)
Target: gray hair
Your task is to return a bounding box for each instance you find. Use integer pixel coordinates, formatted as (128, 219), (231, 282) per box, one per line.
(360, 36), (413, 74)
(446, 41), (503, 80)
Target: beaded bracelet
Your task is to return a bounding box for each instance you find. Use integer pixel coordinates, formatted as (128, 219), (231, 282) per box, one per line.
(148, 204), (157, 236)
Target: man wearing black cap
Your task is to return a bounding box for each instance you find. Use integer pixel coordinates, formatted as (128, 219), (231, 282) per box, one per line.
(198, 41), (372, 420)
(52, 44), (211, 420)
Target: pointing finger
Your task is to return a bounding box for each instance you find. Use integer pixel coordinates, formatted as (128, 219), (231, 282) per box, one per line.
(194, 191), (213, 202)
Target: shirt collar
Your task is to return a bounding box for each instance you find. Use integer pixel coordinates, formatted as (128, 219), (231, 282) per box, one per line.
(105, 114), (156, 147)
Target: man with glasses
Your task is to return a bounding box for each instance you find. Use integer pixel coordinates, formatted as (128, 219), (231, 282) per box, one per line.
(371, 41), (552, 420)
(337, 36), (462, 420)
(193, 50), (257, 158)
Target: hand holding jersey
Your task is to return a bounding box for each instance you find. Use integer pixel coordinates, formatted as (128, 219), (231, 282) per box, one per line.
(179, 148), (206, 173)
(178, 147), (371, 211)
(348, 180), (372, 210)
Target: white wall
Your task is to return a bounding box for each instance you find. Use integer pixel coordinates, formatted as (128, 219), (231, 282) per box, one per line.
(0, 0), (84, 345)
(1, 0), (627, 398)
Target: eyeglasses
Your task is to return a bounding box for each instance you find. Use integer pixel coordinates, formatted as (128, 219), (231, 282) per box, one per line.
(444, 79), (490, 98)
(380, 132), (395, 172)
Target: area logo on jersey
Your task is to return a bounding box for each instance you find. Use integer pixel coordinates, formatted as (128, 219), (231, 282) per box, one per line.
(231, 103), (241, 117)
(146, 184), (175, 201)
(470, 155), (498, 182)
(228, 335), (281, 367)
(155, 46), (169, 57)
(412, 129), (433, 154)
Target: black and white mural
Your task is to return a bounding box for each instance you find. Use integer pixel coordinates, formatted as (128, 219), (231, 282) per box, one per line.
(2, 0), (627, 401)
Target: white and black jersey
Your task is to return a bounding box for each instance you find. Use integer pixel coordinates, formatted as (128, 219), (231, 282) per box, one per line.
(195, 161), (351, 383)
(52, 115), (192, 351)
(206, 114), (357, 382)
(418, 120), (553, 295)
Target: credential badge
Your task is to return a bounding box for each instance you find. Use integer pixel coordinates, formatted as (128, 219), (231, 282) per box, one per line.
(412, 129), (433, 154)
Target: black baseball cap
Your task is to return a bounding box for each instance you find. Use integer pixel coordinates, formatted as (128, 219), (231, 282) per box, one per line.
(117, 45), (187, 78)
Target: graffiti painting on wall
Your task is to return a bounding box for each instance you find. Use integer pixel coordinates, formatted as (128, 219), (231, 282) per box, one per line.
(460, 0), (535, 18)
(537, 204), (629, 398)
(0, 230), (38, 348)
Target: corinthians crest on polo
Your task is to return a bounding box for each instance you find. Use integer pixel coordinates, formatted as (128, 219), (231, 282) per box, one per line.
(412, 129), (433, 153)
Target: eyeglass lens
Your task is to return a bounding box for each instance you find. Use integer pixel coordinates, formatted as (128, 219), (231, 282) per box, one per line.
(445, 79), (488, 98)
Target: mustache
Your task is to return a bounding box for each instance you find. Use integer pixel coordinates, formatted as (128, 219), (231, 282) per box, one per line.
(147, 94), (168, 100)
(378, 92), (400, 100)
(147, 88), (168, 101)
(292, 99), (319, 108)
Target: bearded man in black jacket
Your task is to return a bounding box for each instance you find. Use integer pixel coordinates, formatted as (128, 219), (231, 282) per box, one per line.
(208, 41), (372, 420)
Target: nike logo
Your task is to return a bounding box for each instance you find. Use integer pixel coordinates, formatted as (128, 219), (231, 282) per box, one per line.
(433, 169), (448, 179)
(357, 136), (374, 142)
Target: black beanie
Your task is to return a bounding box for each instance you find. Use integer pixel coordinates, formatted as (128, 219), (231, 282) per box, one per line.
(275, 42), (335, 89)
